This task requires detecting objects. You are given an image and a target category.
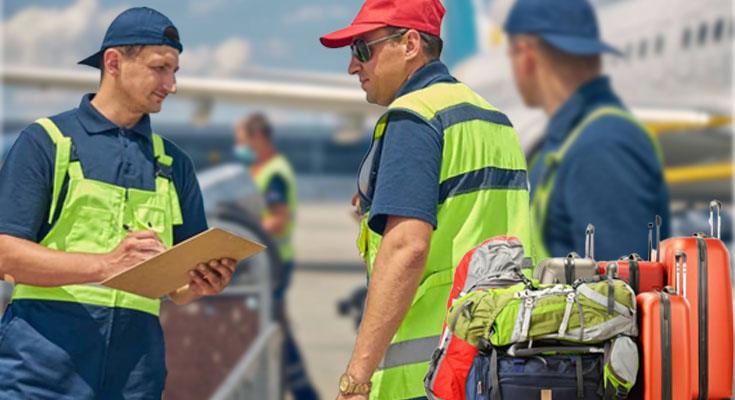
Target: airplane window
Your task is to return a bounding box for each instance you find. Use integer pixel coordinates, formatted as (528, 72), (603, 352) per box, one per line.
(682, 27), (692, 49)
(714, 19), (724, 42)
(654, 35), (664, 55)
(638, 39), (647, 59)
(698, 22), (708, 45)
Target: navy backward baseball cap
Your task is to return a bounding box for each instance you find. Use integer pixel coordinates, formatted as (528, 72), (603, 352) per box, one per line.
(504, 0), (621, 56)
(79, 7), (183, 69)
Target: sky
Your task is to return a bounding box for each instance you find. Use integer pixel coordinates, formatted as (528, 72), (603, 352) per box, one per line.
(1, 0), (368, 124)
(2, 0), (363, 73)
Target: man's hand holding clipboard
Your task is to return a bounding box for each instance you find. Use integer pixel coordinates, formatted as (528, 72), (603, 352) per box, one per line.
(168, 257), (237, 304)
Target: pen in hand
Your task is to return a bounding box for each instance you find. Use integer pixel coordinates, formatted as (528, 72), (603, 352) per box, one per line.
(122, 223), (154, 233)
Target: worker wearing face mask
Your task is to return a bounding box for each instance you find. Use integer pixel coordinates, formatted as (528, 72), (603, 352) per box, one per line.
(233, 113), (318, 400)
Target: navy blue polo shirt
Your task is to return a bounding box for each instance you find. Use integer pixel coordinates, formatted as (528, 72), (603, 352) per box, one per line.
(365, 60), (457, 234)
(0, 94), (207, 245)
(529, 77), (670, 260)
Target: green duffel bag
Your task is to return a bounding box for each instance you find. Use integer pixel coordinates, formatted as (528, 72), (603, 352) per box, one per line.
(447, 276), (637, 348)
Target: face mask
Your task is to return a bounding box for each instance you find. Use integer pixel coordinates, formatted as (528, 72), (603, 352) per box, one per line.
(234, 145), (256, 166)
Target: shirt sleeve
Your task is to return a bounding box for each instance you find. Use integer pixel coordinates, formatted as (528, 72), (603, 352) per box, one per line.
(559, 116), (670, 260)
(168, 142), (209, 244)
(264, 174), (288, 207)
(367, 112), (443, 234)
(0, 124), (55, 241)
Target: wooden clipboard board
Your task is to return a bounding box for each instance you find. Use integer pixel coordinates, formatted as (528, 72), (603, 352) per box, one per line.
(101, 228), (265, 299)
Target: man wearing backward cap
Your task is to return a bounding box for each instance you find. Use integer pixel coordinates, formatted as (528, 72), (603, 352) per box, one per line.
(321, 0), (533, 398)
(0, 7), (235, 398)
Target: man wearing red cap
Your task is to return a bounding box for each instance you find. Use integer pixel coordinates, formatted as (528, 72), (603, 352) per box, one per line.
(321, 0), (533, 398)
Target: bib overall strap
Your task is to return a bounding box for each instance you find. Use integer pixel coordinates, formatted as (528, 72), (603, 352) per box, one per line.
(152, 133), (183, 225)
(34, 118), (84, 224)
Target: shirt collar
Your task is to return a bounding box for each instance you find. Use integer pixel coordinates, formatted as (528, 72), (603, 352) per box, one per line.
(394, 60), (458, 99)
(545, 76), (622, 144)
(76, 93), (152, 140)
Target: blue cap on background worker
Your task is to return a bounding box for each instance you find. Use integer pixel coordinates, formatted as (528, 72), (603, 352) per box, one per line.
(504, 0), (620, 55)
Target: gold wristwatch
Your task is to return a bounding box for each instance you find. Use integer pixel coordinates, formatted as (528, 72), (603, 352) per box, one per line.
(339, 373), (371, 395)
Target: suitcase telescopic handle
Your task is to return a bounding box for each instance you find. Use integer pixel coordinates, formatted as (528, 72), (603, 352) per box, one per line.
(585, 224), (595, 260)
(710, 200), (722, 240)
(674, 251), (687, 297)
(647, 222), (654, 262)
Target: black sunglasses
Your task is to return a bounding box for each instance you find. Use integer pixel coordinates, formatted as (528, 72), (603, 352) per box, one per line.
(350, 30), (408, 63)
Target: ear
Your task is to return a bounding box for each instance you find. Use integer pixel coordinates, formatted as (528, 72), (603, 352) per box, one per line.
(103, 48), (123, 77)
(404, 29), (422, 61)
(518, 40), (537, 76)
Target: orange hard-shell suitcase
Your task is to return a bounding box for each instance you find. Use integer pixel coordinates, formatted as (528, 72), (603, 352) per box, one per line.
(635, 251), (691, 400)
(597, 254), (666, 294)
(658, 201), (734, 400)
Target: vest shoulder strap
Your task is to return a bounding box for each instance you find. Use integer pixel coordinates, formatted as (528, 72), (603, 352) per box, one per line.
(255, 155), (296, 190)
(555, 106), (663, 165)
(152, 133), (173, 166)
(34, 118), (83, 224)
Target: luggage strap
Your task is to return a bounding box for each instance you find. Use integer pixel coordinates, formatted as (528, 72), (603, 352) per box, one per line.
(696, 237), (709, 400)
(565, 255), (576, 284)
(658, 291), (673, 400)
(558, 292), (576, 336)
(575, 280), (630, 317)
(629, 259), (640, 294)
(507, 343), (604, 357)
(575, 355), (584, 398)
(491, 348), (501, 400)
(603, 382), (631, 400)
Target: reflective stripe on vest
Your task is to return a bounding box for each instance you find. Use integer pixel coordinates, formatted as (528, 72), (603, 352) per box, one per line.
(253, 154), (297, 262)
(357, 82), (533, 399)
(529, 106), (664, 260)
(11, 118), (183, 317)
(378, 335), (441, 370)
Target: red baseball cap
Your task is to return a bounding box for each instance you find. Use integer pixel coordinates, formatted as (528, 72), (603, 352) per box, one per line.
(319, 0), (446, 48)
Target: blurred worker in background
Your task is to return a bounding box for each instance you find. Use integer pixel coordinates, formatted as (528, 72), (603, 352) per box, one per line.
(320, 0), (533, 397)
(233, 113), (319, 400)
(505, 0), (670, 260)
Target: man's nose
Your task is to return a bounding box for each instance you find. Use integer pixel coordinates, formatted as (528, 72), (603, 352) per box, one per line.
(348, 54), (361, 75)
(165, 73), (177, 94)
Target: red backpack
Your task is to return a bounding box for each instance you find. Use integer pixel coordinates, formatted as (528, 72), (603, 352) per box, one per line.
(425, 236), (529, 400)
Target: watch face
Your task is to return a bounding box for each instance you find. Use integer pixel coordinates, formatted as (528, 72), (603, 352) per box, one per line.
(339, 375), (350, 391)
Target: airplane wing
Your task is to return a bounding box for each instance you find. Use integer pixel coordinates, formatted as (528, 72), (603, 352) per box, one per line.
(1, 66), (382, 117)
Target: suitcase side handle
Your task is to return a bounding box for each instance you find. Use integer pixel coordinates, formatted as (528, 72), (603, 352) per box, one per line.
(674, 251), (687, 297)
(709, 199), (722, 240)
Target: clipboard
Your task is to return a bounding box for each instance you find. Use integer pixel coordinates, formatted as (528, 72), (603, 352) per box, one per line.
(101, 228), (265, 299)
